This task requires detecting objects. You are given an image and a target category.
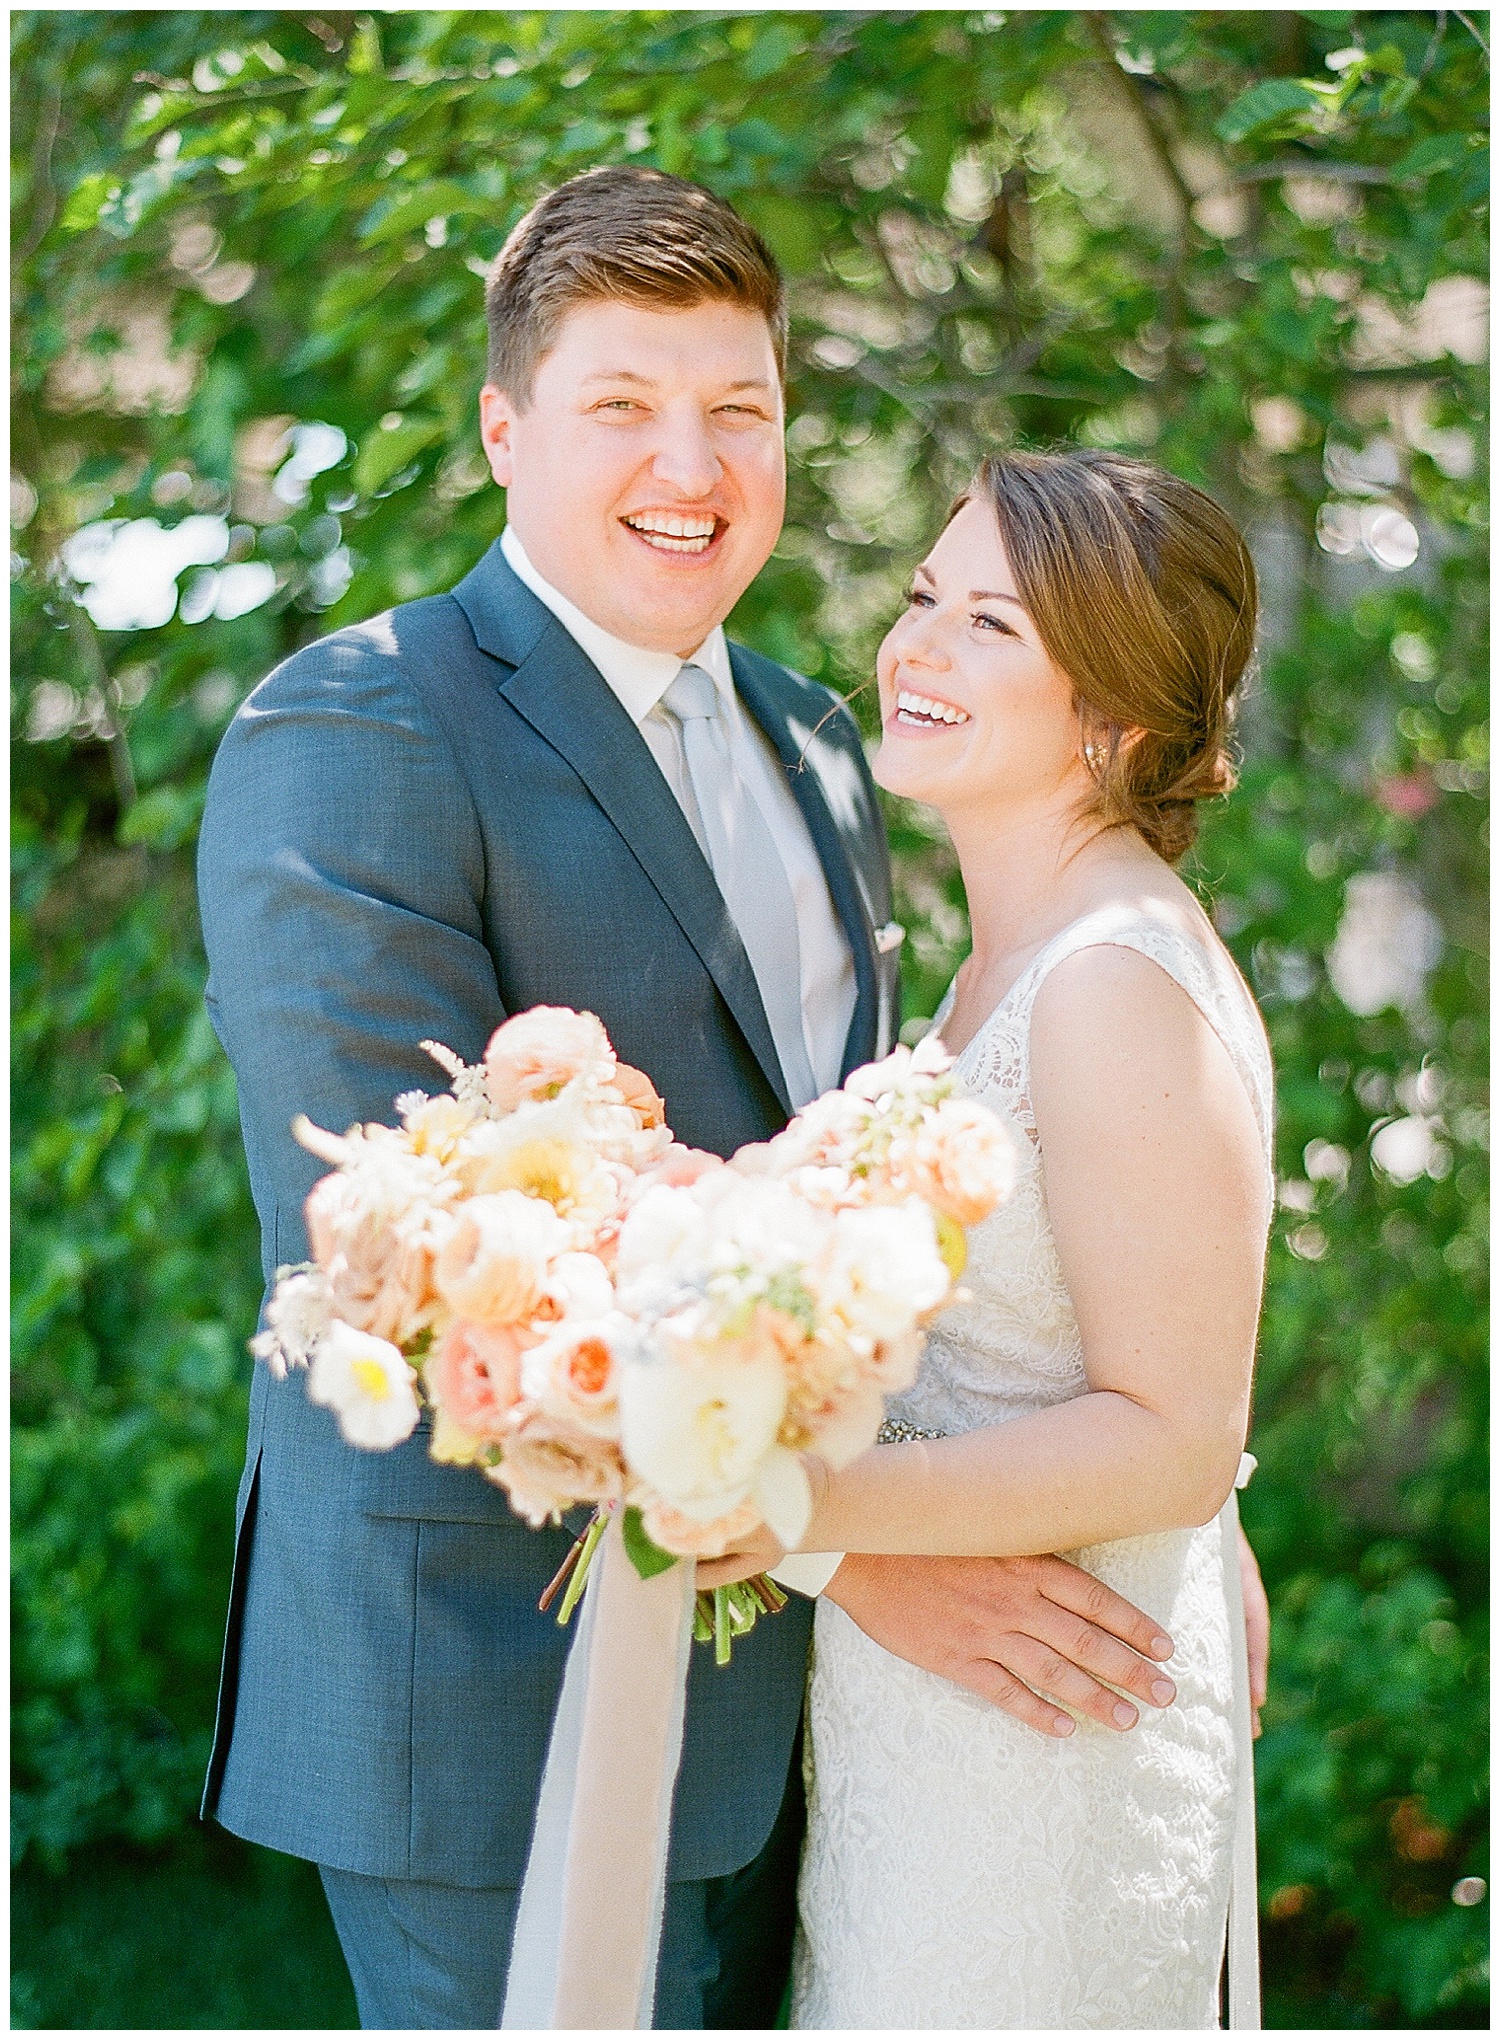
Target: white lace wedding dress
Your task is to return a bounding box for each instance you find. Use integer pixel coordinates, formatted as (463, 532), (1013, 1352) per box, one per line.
(792, 904), (1274, 2031)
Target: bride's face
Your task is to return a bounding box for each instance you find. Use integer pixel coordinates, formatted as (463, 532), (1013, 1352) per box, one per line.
(873, 498), (1090, 823)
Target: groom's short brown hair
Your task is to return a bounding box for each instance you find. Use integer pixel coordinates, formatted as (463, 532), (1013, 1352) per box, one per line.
(484, 165), (787, 405)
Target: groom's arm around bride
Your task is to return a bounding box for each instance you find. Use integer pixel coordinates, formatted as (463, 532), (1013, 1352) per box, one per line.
(198, 164), (1204, 2030)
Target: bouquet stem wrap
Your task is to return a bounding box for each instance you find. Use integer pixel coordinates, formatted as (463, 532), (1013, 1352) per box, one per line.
(501, 1514), (697, 2030)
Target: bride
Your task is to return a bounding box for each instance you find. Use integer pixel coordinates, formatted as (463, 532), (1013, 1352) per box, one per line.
(701, 448), (1272, 2028)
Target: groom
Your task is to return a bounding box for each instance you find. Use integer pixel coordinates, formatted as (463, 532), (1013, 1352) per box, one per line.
(198, 166), (1242, 2030)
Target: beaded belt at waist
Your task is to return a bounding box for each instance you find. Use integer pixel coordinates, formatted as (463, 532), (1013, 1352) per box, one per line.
(877, 1418), (949, 1444)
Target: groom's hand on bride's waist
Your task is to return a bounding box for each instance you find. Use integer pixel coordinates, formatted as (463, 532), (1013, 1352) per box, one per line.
(821, 1552), (1178, 1739)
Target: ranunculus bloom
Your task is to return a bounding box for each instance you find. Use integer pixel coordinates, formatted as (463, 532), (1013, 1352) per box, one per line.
(427, 1319), (531, 1439)
(488, 1412), (624, 1525)
(483, 1007), (616, 1113)
(434, 1190), (568, 1325)
(521, 1312), (632, 1437)
(307, 1320), (422, 1450)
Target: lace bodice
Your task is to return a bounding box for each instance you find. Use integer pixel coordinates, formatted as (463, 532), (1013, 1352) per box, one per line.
(885, 902), (1274, 1443)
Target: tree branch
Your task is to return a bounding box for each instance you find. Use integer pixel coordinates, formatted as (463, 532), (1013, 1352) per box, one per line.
(1083, 13), (1196, 232)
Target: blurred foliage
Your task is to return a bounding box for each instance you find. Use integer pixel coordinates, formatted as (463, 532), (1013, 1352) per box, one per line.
(11, 9), (1487, 2025)
(11, 1835), (356, 2029)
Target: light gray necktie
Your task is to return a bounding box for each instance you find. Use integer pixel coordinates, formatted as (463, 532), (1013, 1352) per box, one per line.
(661, 664), (818, 1108)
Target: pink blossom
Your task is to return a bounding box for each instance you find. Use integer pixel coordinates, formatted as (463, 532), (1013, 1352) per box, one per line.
(433, 1190), (567, 1325)
(640, 1496), (762, 1558)
(611, 1061), (668, 1130)
(483, 1007), (616, 1113)
(488, 1412), (624, 1525)
(427, 1320), (531, 1440)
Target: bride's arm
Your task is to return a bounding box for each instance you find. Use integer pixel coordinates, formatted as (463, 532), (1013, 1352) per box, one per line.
(759, 944), (1267, 1566)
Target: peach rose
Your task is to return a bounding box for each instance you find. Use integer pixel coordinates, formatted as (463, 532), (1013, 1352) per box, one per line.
(487, 1412), (624, 1525)
(640, 1496), (762, 1558)
(634, 1144), (725, 1193)
(301, 1137), (456, 1346)
(427, 1319), (531, 1440)
(305, 1173), (444, 1347)
(434, 1190), (568, 1325)
(891, 1095), (1018, 1228)
(483, 1007), (616, 1113)
(611, 1061), (668, 1130)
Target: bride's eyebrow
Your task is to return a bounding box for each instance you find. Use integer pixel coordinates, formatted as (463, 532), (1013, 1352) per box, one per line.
(912, 563), (1029, 613)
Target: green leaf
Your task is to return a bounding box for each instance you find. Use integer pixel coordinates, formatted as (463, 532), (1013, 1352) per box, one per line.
(117, 785), (205, 853)
(621, 1506), (679, 1581)
(352, 415), (443, 496)
(59, 173), (115, 235)
(357, 179), (478, 247)
(1215, 78), (1321, 145)
(1391, 135), (1473, 181)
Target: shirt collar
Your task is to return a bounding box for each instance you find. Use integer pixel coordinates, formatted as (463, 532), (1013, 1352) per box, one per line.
(500, 526), (732, 724)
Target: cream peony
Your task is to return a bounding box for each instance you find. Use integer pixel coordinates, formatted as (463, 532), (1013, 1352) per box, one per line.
(619, 1309), (789, 1523)
(307, 1321), (422, 1450)
(483, 1006), (615, 1112)
(614, 1183), (713, 1310)
(823, 1201), (951, 1340)
(434, 1189), (569, 1325)
(533, 1250), (615, 1324)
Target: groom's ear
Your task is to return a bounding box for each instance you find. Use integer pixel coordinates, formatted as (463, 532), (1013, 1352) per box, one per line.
(479, 384), (518, 489)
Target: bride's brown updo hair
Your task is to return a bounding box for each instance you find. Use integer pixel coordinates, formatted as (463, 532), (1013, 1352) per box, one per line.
(962, 449), (1257, 863)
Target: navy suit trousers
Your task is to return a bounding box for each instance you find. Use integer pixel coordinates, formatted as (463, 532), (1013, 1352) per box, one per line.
(319, 1732), (804, 2029)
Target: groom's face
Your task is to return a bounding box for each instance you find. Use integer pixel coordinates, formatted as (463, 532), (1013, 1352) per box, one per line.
(480, 297), (786, 658)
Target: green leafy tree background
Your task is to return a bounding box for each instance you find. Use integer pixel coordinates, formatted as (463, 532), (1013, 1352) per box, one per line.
(12, 10), (1487, 2028)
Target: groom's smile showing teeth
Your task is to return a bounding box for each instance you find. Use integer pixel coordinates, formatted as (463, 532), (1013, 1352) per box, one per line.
(621, 509), (723, 557)
(894, 688), (971, 729)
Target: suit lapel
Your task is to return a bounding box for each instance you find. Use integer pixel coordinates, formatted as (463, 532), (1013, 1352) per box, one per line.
(452, 546), (792, 1116)
(729, 647), (881, 1076)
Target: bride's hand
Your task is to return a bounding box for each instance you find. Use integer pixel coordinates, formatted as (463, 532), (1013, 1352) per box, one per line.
(696, 1524), (786, 1588)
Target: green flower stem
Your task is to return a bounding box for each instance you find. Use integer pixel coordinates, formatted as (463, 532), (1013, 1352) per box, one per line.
(714, 1585), (731, 1666)
(555, 1509), (609, 1627)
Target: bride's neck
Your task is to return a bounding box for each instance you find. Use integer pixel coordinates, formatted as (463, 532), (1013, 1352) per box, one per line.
(943, 792), (1121, 974)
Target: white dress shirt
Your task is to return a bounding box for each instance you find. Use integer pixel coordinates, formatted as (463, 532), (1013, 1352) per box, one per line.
(500, 527), (857, 1104)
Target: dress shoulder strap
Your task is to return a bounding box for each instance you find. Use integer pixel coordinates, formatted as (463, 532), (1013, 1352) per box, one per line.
(1012, 904), (1275, 1177)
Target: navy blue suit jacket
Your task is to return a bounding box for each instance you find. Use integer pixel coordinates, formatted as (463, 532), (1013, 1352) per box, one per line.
(196, 541), (897, 1886)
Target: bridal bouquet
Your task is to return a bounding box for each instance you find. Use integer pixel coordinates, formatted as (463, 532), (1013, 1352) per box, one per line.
(254, 1006), (1017, 1657)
